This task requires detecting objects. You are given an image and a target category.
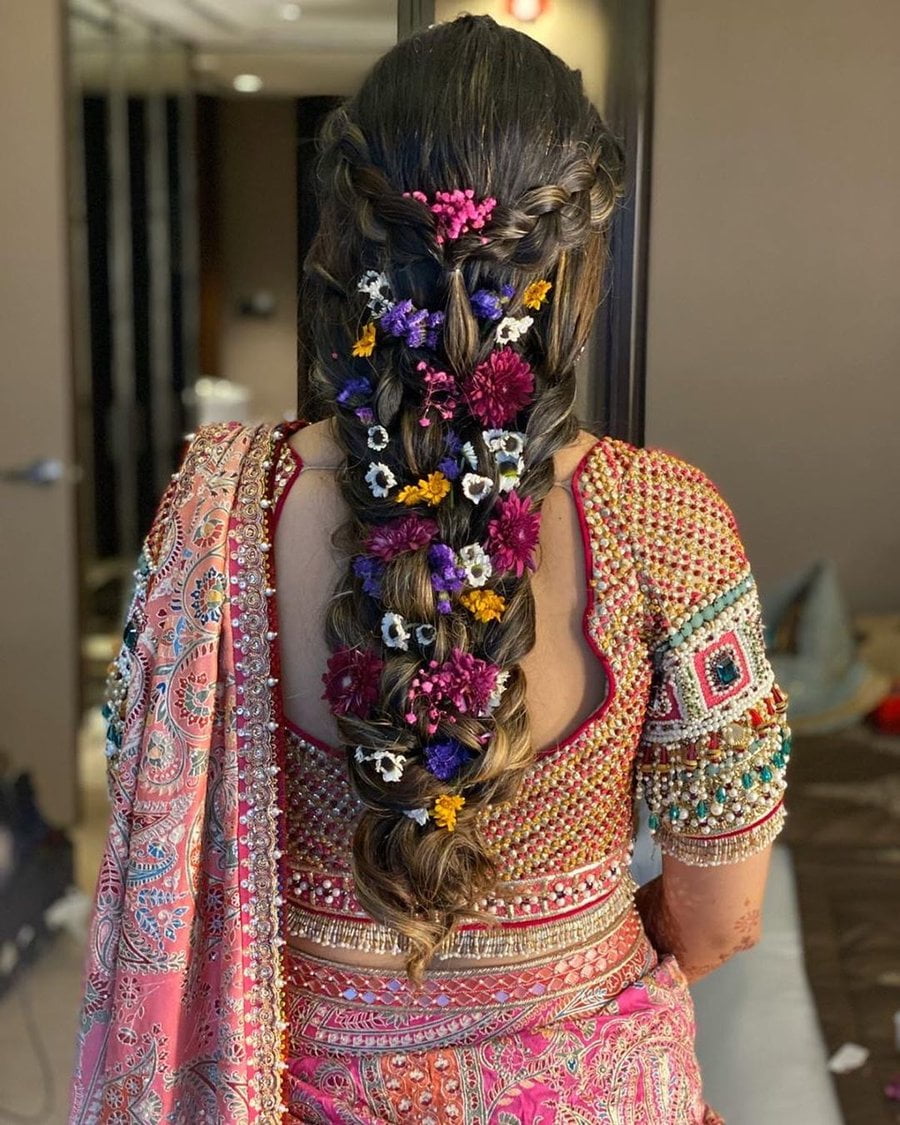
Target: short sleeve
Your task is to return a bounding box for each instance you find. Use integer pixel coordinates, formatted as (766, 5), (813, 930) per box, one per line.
(623, 446), (791, 866)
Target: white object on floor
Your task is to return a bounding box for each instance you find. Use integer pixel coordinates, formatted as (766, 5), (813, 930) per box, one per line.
(826, 1042), (869, 1074)
(691, 845), (842, 1124)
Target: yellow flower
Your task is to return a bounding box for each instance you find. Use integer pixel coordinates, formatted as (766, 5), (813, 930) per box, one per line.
(352, 321), (377, 358)
(398, 471), (451, 507)
(460, 588), (506, 623)
(523, 279), (552, 310)
(433, 793), (465, 831)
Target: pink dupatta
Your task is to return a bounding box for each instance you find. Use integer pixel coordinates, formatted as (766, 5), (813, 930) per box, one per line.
(71, 424), (291, 1124)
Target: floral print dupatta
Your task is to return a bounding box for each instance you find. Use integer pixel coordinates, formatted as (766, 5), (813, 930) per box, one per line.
(71, 424), (291, 1124)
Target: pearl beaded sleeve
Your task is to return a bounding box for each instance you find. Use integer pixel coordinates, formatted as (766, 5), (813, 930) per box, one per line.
(624, 447), (791, 866)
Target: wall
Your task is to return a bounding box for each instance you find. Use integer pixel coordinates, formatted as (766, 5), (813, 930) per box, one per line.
(646, 0), (900, 612)
(218, 97), (299, 422)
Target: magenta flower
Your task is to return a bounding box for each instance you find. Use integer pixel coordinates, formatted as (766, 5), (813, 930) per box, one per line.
(322, 646), (383, 718)
(404, 649), (501, 734)
(406, 188), (497, 245)
(463, 348), (535, 428)
(417, 361), (459, 427)
(486, 490), (541, 577)
(366, 515), (439, 562)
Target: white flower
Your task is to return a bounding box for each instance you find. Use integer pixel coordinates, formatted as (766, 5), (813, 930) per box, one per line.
(460, 441), (479, 470)
(482, 669), (511, 717)
(482, 429), (526, 457)
(381, 611), (411, 650)
(497, 454), (524, 493)
(496, 315), (533, 345)
(461, 473), (493, 504)
(365, 461), (396, 498)
(458, 543), (492, 587)
(404, 806), (430, 825)
(357, 270), (393, 317)
(355, 746), (406, 783)
(367, 424), (390, 452)
(415, 623), (437, 646)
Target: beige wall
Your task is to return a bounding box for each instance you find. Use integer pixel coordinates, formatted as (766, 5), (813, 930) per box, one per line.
(218, 97), (299, 422)
(646, 0), (900, 612)
(0, 0), (79, 824)
(435, 0), (608, 108)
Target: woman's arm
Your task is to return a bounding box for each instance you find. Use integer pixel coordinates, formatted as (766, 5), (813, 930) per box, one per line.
(636, 845), (774, 982)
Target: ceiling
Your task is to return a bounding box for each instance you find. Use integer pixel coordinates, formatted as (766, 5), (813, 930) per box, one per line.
(69, 0), (398, 94)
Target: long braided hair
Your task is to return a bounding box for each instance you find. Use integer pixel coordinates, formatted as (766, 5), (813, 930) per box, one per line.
(302, 15), (624, 980)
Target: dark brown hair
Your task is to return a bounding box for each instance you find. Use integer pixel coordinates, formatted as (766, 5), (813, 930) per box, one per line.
(302, 14), (624, 980)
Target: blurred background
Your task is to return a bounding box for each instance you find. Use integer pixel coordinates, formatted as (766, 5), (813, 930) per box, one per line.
(0, 1), (898, 1122)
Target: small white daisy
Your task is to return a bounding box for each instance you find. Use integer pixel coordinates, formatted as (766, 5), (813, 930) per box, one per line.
(415, 623), (437, 646)
(365, 461), (396, 498)
(497, 454), (524, 493)
(483, 669), (511, 717)
(460, 441), (479, 470)
(496, 315), (533, 345)
(483, 429), (526, 458)
(404, 806), (430, 825)
(357, 270), (394, 317)
(458, 543), (492, 587)
(461, 472), (493, 504)
(381, 611), (411, 650)
(355, 746), (406, 783)
(367, 424), (390, 451)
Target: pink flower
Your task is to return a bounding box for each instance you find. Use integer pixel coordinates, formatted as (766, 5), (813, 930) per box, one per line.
(404, 649), (501, 734)
(463, 348), (534, 428)
(322, 646), (383, 718)
(406, 188), (497, 245)
(486, 490), (541, 577)
(366, 515), (439, 561)
(417, 361), (459, 427)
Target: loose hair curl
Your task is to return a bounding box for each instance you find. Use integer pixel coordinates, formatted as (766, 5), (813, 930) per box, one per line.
(302, 15), (624, 980)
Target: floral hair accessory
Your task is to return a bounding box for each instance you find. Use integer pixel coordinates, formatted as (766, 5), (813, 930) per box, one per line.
(397, 470), (452, 507)
(461, 473), (494, 504)
(352, 322), (377, 358)
(415, 623), (437, 646)
(357, 270), (393, 316)
(336, 375), (372, 407)
(483, 429), (526, 458)
(485, 668), (510, 717)
(497, 458), (523, 493)
(424, 738), (472, 781)
(405, 188), (497, 245)
(487, 489), (541, 577)
(433, 793), (466, 831)
(365, 461), (397, 499)
(380, 299), (444, 350)
(354, 746), (406, 783)
(496, 315), (534, 346)
(460, 588), (506, 623)
(458, 543), (492, 587)
(381, 611), (411, 650)
(367, 424), (389, 451)
(463, 348), (535, 428)
(470, 286), (514, 322)
(523, 279), (552, 310)
(417, 362), (459, 427)
(428, 543), (466, 615)
(366, 514), (439, 561)
(404, 806), (430, 826)
(353, 555), (385, 598)
(404, 649), (501, 733)
(461, 441), (479, 470)
(322, 646), (384, 718)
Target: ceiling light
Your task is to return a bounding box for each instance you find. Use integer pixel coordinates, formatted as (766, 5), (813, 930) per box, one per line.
(233, 74), (263, 93)
(279, 3), (302, 18)
(506, 0), (549, 21)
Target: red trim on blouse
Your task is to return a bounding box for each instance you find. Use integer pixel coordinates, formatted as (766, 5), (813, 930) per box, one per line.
(273, 435), (617, 761)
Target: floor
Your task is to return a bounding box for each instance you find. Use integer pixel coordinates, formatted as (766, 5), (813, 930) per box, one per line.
(2, 714), (898, 1124)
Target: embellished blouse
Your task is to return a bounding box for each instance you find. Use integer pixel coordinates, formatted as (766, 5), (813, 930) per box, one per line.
(270, 428), (791, 966)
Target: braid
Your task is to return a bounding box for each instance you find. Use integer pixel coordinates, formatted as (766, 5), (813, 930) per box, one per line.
(302, 16), (624, 981)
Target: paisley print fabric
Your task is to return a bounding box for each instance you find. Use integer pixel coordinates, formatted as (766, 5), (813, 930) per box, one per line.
(71, 422), (785, 1123)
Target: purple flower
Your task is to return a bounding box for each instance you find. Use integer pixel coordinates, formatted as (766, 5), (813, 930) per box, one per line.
(428, 543), (466, 596)
(381, 300), (444, 350)
(355, 405), (375, 425)
(470, 289), (505, 321)
(336, 376), (372, 405)
(352, 555), (385, 598)
(424, 738), (472, 781)
(438, 456), (460, 480)
(500, 284), (516, 300)
(380, 298), (416, 338)
(424, 311), (445, 350)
